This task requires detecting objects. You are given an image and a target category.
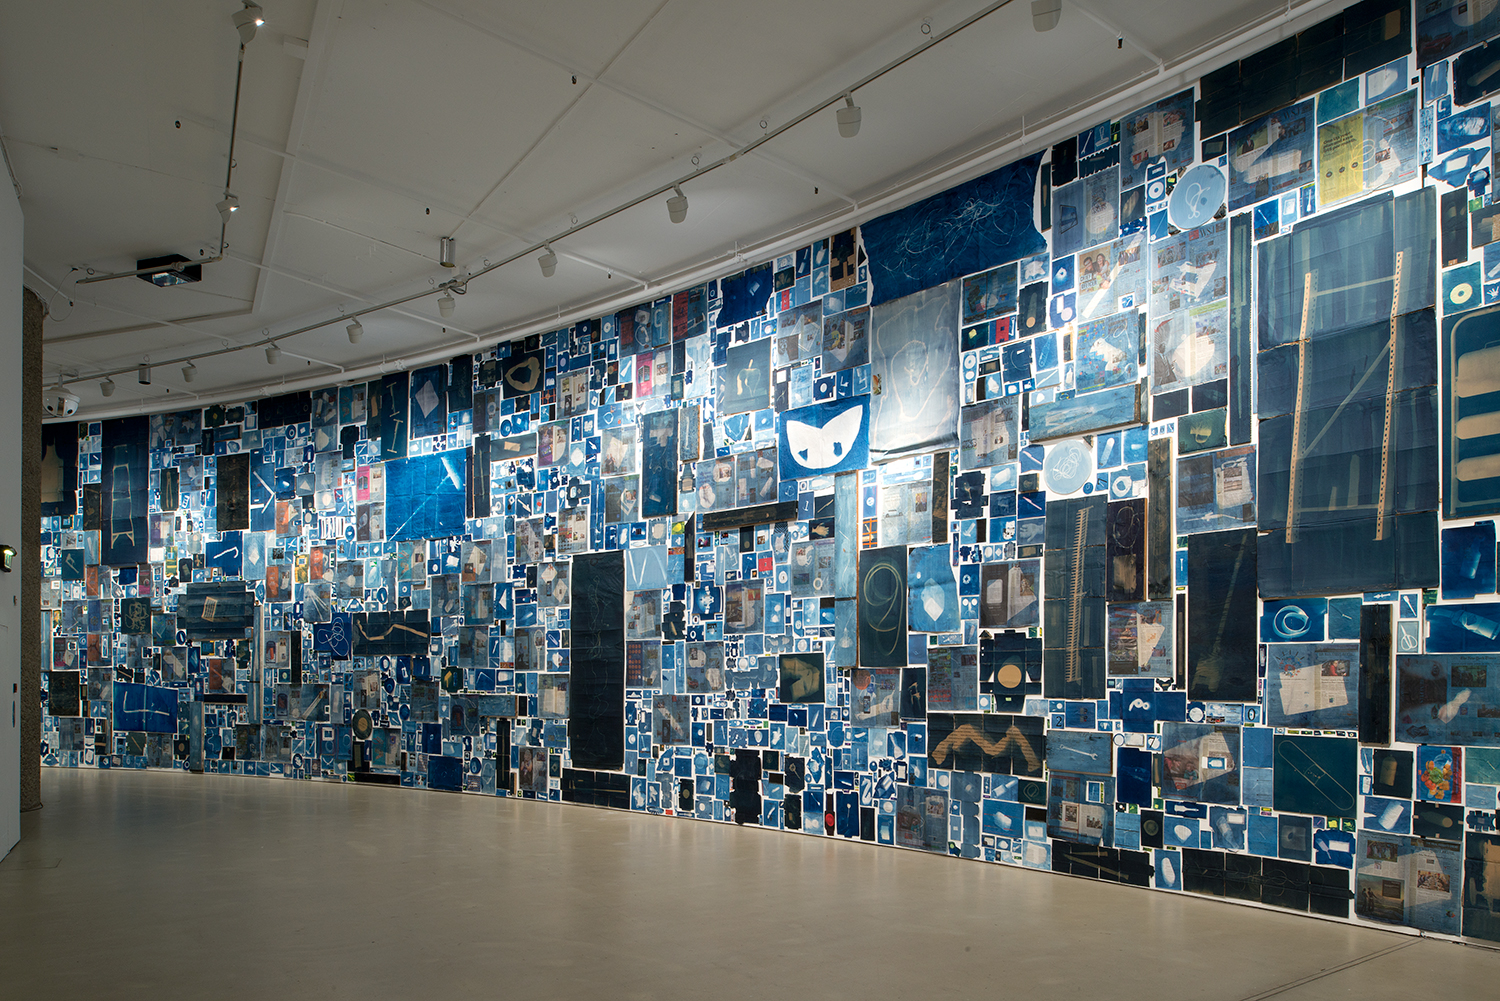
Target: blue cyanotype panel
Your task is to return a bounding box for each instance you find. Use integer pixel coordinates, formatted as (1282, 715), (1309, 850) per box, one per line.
(1261, 597), (1326, 642)
(1441, 521), (1496, 598)
(862, 154), (1045, 306)
(640, 409), (678, 518)
(1355, 832), (1462, 934)
(1228, 100), (1315, 210)
(1052, 165), (1120, 258)
(1425, 601), (1500, 653)
(779, 396), (869, 481)
(385, 452), (466, 541)
(1443, 304), (1500, 518)
(1119, 89), (1194, 190)
(113, 682), (178, 734)
(409, 364), (448, 439)
(1264, 643), (1359, 729)
(1075, 311), (1142, 394)
(907, 545), (959, 634)
(1177, 445), (1256, 535)
(718, 264), (773, 326)
(1028, 383), (1143, 442)
(858, 546), (908, 667)
(1273, 734), (1357, 819)
(1395, 654), (1500, 744)
(377, 372), (410, 461)
(833, 472), (857, 599)
(868, 282), (961, 462)
(1186, 528), (1257, 702)
(1161, 723), (1241, 804)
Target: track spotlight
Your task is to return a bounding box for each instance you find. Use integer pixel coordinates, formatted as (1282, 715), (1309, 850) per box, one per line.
(836, 94), (862, 138)
(138, 363), (151, 385)
(182, 361), (196, 383)
(440, 236), (456, 268)
(667, 185), (688, 224)
(265, 343), (281, 364)
(233, 2), (264, 45)
(438, 291), (455, 318)
(100, 377), (115, 397)
(217, 194), (239, 224)
(1031, 0), (1061, 32)
(347, 319), (363, 343)
(538, 245), (558, 278)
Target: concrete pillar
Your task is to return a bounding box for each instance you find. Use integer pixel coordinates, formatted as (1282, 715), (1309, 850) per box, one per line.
(20, 287), (41, 813)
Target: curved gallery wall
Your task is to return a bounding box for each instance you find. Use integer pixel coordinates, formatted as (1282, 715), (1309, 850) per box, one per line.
(35, 1), (1500, 943)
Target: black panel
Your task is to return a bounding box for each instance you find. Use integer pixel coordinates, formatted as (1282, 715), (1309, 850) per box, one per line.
(216, 453), (249, 532)
(570, 550), (624, 771)
(256, 391), (312, 429)
(101, 416), (149, 566)
(1187, 528), (1257, 702)
(700, 501), (799, 531)
(351, 611), (430, 655)
(1043, 496), (1106, 699)
(39, 422), (79, 518)
(1342, 0), (1410, 77)
(1229, 212), (1254, 445)
(179, 582), (256, 640)
(1359, 603), (1393, 744)
(448, 353), (473, 410)
(731, 748), (762, 825)
(561, 768), (630, 809)
(1147, 438), (1173, 600)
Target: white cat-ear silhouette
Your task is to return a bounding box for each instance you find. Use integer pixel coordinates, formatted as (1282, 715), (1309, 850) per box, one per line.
(785, 405), (863, 470)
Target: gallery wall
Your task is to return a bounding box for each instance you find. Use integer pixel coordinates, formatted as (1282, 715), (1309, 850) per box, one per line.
(2, 163), (23, 858)
(35, 0), (1500, 941)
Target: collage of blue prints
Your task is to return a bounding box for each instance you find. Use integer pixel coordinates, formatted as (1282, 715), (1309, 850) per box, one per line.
(33, 0), (1500, 943)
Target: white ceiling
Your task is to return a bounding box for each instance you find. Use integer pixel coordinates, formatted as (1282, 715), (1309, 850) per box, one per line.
(2, 0), (1346, 420)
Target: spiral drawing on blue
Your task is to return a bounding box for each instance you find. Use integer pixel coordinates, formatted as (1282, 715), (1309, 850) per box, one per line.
(861, 152), (1046, 307)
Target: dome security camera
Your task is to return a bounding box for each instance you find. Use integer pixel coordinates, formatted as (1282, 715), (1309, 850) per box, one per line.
(44, 388), (81, 418)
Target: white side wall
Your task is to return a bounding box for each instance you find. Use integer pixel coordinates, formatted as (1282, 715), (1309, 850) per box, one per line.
(0, 178), (21, 858)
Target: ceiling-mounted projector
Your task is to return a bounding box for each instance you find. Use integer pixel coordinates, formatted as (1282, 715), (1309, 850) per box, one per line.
(138, 254), (203, 287)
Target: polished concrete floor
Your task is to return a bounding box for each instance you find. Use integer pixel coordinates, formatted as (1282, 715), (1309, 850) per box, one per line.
(3, 770), (1499, 999)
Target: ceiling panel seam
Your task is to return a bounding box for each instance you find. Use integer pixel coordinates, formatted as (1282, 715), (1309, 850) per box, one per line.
(410, 0), (858, 206)
(448, 0), (674, 242)
(224, 249), (482, 340)
(252, 0), (345, 315)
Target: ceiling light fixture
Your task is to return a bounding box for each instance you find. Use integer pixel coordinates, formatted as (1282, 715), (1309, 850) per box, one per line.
(538, 245), (558, 278)
(100, 377), (115, 398)
(347, 319), (363, 343)
(836, 94), (862, 138)
(138, 363), (151, 385)
(232, 2), (264, 45)
(440, 237), (456, 268)
(1031, 0), (1061, 32)
(182, 361), (196, 383)
(438, 291), (456, 318)
(265, 343), (281, 364)
(217, 194), (239, 224)
(667, 185), (688, 224)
